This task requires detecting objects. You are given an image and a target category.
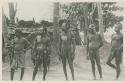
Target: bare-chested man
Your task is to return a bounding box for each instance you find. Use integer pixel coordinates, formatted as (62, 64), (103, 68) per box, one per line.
(10, 29), (32, 81)
(32, 27), (51, 81)
(59, 22), (76, 80)
(106, 22), (123, 79)
(87, 24), (103, 80)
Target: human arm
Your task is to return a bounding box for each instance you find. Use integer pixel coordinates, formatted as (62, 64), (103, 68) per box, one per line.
(86, 36), (90, 60)
(59, 35), (62, 60)
(86, 36), (89, 55)
(120, 34), (123, 52)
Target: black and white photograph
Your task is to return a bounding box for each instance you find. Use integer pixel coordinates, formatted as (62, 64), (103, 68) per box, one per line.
(2, 0), (124, 81)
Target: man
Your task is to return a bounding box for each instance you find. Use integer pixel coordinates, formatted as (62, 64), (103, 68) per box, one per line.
(32, 27), (51, 81)
(59, 22), (76, 80)
(10, 29), (32, 80)
(87, 24), (103, 80)
(106, 22), (123, 79)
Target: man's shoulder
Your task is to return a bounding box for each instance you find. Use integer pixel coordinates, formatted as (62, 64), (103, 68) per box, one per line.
(112, 32), (123, 37)
(22, 37), (26, 40)
(22, 37), (28, 42)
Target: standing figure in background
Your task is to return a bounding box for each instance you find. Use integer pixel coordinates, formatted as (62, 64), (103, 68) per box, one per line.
(87, 24), (103, 80)
(59, 22), (76, 80)
(106, 22), (123, 79)
(32, 27), (51, 81)
(10, 29), (32, 81)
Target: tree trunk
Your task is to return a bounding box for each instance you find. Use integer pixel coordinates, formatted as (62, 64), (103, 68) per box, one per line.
(53, 2), (60, 28)
(83, 5), (89, 45)
(53, 2), (60, 55)
(2, 9), (8, 46)
(8, 2), (17, 24)
(53, 2), (60, 43)
(2, 9), (8, 62)
(97, 3), (105, 41)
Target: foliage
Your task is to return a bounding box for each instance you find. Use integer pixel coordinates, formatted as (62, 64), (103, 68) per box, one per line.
(40, 20), (53, 27)
(6, 19), (53, 28)
(61, 2), (123, 32)
(17, 20), (35, 27)
(102, 2), (123, 31)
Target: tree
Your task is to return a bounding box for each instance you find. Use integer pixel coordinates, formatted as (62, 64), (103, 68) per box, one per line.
(61, 3), (89, 44)
(53, 2), (60, 49)
(102, 2), (123, 31)
(61, 2), (123, 43)
(2, 9), (8, 46)
(8, 2), (17, 24)
(97, 2), (105, 41)
(2, 9), (8, 62)
(40, 20), (53, 27)
(53, 2), (60, 28)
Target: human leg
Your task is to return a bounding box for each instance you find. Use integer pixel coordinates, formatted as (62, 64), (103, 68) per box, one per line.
(10, 68), (15, 80)
(20, 67), (25, 80)
(116, 64), (120, 79)
(43, 55), (48, 81)
(32, 60), (40, 81)
(62, 56), (68, 80)
(67, 55), (74, 80)
(115, 50), (122, 79)
(106, 50), (116, 69)
(89, 50), (96, 80)
(95, 51), (102, 79)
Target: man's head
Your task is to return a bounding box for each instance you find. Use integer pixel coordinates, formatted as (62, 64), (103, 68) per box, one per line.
(15, 29), (23, 38)
(62, 22), (67, 32)
(62, 20), (71, 32)
(71, 27), (77, 34)
(114, 22), (122, 32)
(88, 24), (96, 34)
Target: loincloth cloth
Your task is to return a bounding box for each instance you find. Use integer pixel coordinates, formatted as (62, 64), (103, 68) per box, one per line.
(11, 50), (25, 69)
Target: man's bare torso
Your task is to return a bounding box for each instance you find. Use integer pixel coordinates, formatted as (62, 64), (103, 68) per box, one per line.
(111, 33), (123, 49)
(88, 33), (101, 50)
(35, 35), (50, 50)
(14, 37), (27, 51)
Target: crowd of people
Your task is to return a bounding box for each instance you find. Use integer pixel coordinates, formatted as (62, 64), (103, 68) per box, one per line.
(4, 20), (123, 81)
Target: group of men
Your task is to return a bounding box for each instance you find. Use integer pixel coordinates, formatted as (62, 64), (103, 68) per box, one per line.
(6, 21), (123, 81)
(87, 22), (123, 80)
(8, 27), (51, 81)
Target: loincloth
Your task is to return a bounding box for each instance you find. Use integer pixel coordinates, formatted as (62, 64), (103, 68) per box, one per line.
(32, 48), (50, 63)
(88, 49), (99, 58)
(60, 47), (75, 59)
(110, 47), (123, 64)
(11, 50), (25, 69)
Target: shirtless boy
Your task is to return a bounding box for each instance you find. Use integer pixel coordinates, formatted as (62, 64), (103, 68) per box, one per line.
(106, 22), (123, 79)
(10, 29), (32, 80)
(87, 24), (103, 80)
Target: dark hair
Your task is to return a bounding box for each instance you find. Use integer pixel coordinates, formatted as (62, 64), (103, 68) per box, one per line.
(59, 19), (66, 27)
(15, 29), (23, 35)
(116, 22), (122, 30)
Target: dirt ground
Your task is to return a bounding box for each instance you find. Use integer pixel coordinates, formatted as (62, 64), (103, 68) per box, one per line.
(2, 43), (125, 81)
